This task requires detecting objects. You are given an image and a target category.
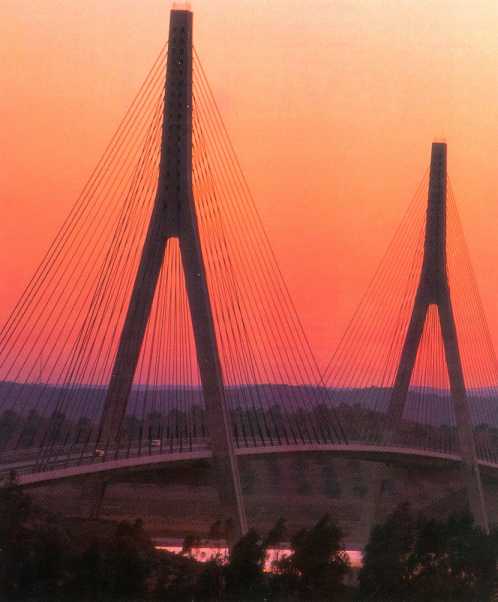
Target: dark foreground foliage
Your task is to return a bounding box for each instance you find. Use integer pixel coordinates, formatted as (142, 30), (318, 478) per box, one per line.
(1, 476), (498, 601)
(359, 502), (498, 602)
(0, 475), (158, 600)
(0, 476), (355, 600)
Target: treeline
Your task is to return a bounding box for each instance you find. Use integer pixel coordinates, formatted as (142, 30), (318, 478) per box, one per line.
(4, 402), (498, 453)
(1, 476), (498, 600)
(360, 503), (497, 601)
(0, 476), (351, 601)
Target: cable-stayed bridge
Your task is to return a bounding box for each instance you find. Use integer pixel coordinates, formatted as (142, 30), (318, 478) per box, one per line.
(1, 7), (498, 540)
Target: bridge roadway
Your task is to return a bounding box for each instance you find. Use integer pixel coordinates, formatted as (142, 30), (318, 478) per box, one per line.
(3, 440), (498, 487)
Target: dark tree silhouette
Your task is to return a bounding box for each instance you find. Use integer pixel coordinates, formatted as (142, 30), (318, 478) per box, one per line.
(359, 503), (497, 602)
(0, 474), (34, 597)
(224, 527), (267, 599)
(275, 513), (350, 600)
(359, 502), (416, 600)
(410, 512), (496, 601)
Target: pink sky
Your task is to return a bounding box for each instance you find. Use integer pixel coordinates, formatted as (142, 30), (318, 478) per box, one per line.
(1, 0), (498, 371)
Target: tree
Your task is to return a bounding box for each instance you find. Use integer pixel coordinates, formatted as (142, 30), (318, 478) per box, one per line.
(208, 519), (287, 600)
(70, 518), (157, 598)
(224, 528), (267, 599)
(359, 504), (498, 602)
(70, 537), (107, 598)
(0, 475), (77, 598)
(0, 474), (34, 596)
(264, 517), (286, 551)
(277, 514), (350, 600)
(194, 558), (224, 601)
(26, 518), (73, 597)
(46, 410), (67, 444)
(181, 532), (201, 558)
(154, 548), (203, 601)
(409, 512), (496, 601)
(359, 502), (416, 601)
(0, 480), (179, 599)
(103, 519), (157, 597)
(0, 410), (20, 445)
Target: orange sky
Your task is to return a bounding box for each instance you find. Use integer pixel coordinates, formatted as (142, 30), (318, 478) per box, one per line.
(1, 0), (498, 372)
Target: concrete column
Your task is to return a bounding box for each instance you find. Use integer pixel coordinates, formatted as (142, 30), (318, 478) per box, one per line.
(96, 8), (247, 543)
(382, 142), (488, 532)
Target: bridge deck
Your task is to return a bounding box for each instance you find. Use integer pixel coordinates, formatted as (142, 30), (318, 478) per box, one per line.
(4, 441), (498, 487)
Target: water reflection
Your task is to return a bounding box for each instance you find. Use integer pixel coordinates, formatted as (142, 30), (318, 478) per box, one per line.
(156, 544), (362, 570)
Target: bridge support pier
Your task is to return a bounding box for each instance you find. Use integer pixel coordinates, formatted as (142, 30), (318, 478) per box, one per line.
(383, 142), (488, 532)
(95, 8), (246, 544)
(359, 463), (386, 542)
(81, 477), (108, 520)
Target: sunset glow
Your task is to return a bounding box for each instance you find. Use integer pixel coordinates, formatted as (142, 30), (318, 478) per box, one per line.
(1, 0), (498, 371)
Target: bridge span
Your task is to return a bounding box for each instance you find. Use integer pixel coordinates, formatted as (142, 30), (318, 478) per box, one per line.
(1, 6), (498, 538)
(6, 442), (498, 489)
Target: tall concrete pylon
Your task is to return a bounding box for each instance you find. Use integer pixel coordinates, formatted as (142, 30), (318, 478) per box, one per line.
(387, 142), (488, 532)
(97, 8), (247, 543)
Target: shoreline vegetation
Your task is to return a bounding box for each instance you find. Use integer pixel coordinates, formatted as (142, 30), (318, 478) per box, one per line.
(0, 474), (497, 600)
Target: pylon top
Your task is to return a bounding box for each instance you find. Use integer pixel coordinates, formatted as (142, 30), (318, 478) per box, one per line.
(422, 141), (447, 298)
(172, 2), (192, 11)
(432, 140), (447, 151)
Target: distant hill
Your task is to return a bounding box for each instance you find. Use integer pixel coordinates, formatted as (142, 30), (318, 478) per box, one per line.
(0, 380), (497, 428)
